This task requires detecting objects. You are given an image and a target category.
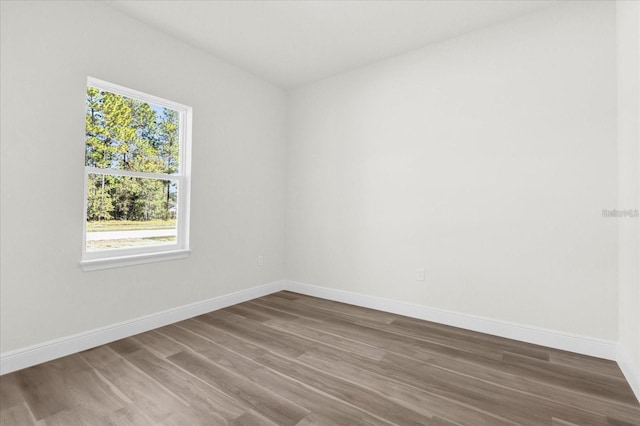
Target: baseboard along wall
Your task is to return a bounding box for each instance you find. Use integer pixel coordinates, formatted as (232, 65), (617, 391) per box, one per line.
(617, 344), (640, 405)
(0, 280), (285, 375)
(1, 279), (637, 403)
(284, 281), (618, 360)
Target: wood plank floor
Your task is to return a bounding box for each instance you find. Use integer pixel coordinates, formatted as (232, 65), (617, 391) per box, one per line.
(1, 291), (639, 425)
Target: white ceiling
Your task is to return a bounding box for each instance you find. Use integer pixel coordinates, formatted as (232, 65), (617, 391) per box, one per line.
(104, 0), (560, 89)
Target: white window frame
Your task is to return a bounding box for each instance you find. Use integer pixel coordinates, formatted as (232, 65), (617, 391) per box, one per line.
(81, 77), (192, 271)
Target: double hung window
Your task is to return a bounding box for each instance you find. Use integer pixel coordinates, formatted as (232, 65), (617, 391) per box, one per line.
(81, 77), (192, 271)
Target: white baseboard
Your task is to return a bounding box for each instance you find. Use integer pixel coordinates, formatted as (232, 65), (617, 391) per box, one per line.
(0, 278), (625, 385)
(617, 345), (640, 403)
(0, 280), (285, 375)
(283, 280), (618, 361)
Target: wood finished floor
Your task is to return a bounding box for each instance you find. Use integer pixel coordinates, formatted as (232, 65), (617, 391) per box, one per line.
(1, 291), (639, 426)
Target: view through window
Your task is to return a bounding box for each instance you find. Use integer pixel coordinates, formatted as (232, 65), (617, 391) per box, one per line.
(82, 78), (191, 269)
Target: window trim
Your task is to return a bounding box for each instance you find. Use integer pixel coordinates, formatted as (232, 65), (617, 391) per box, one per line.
(81, 77), (192, 271)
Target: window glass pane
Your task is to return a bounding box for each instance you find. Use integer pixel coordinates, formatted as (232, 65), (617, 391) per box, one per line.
(86, 174), (178, 252)
(86, 87), (180, 174)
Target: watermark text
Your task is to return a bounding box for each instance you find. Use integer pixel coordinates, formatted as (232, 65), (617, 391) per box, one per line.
(602, 209), (639, 218)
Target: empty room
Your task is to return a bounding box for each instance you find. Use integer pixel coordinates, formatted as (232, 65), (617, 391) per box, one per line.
(1, 0), (639, 424)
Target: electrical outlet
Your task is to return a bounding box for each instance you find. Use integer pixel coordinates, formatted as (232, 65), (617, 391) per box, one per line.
(258, 255), (264, 267)
(416, 268), (425, 281)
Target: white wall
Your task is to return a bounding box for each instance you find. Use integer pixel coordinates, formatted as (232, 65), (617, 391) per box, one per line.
(0, 1), (287, 353)
(286, 1), (619, 340)
(617, 0), (640, 395)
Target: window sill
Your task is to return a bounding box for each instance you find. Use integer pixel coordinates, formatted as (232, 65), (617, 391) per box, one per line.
(81, 249), (191, 271)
